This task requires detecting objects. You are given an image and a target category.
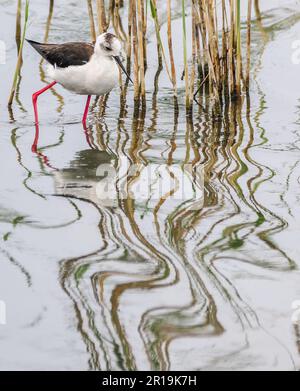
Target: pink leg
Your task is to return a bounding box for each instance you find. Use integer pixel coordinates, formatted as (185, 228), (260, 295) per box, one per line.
(32, 81), (57, 125)
(82, 95), (91, 125)
(32, 81), (57, 152)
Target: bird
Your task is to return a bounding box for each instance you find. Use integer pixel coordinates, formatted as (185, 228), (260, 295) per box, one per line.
(26, 32), (132, 131)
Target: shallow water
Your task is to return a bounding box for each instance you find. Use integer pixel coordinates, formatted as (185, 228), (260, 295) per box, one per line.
(0, 0), (300, 370)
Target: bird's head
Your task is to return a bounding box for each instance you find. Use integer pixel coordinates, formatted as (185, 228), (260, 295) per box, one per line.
(96, 32), (122, 57)
(95, 32), (132, 83)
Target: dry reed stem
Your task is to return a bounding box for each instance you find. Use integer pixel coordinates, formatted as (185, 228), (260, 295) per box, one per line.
(182, 0), (190, 108)
(189, 5), (196, 106)
(97, 0), (108, 33)
(137, 0), (146, 101)
(167, 0), (177, 95)
(43, 0), (54, 43)
(141, 0), (147, 71)
(235, 0), (241, 96)
(221, 0), (228, 94)
(111, 0), (127, 42)
(87, 0), (96, 42)
(127, 0), (133, 62)
(16, 0), (22, 53)
(229, 0), (236, 96)
(131, 0), (140, 103)
(246, 0), (252, 90)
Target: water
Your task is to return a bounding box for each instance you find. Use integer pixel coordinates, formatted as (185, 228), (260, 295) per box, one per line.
(0, 0), (300, 370)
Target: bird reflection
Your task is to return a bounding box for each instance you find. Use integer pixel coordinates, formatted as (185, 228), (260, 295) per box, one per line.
(54, 148), (117, 208)
(31, 120), (98, 171)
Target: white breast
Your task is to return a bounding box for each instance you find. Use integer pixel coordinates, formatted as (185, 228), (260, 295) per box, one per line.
(46, 54), (119, 96)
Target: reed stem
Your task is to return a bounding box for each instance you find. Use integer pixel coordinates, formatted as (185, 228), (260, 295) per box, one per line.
(182, 0), (190, 109)
(246, 0), (252, 90)
(150, 0), (172, 83)
(16, 0), (22, 53)
(8, 0), (29, 106)
(235, 0), (241, 96)
(87, 0), (96, 42)
(167, 0), (177, 96)
(137, 0), (146, 102)
(96, 0), (108, 33)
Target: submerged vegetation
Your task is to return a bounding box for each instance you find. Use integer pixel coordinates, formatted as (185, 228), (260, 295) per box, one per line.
(9, 0), (253, 113)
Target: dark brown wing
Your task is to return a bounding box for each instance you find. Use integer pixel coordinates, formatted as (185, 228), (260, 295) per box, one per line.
(26, 39), (94, 68)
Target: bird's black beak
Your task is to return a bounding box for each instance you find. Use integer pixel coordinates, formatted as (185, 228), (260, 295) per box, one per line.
(113, 56), (133, 84)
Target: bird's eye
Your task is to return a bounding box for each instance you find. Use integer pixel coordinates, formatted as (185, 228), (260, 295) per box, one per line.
(105, 46), (112, 51)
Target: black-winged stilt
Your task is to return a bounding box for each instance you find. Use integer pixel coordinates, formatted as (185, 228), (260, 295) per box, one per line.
(27, 32), (132, 150)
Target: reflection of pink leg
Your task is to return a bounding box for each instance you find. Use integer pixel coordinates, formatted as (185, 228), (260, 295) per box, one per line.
(32, 123), (40, 153)
(31, 81), (57, 152)
(82, 118), (96, 150)
(32, 147), (59, 171)
(82, 95), (91, 125)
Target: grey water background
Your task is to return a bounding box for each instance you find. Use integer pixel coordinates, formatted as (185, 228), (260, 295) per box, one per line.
(0, 0), (300, 370)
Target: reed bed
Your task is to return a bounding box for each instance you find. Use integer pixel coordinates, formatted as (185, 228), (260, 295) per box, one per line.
(87, 0), (253, 112)
(9, 0), (254, 113)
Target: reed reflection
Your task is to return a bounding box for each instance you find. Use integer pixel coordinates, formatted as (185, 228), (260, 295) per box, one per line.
(56, 82), (298, 369)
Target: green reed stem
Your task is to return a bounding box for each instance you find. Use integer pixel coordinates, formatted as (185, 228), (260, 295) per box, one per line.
(8, 0), (29, 106)
(149, 0), (172, 83)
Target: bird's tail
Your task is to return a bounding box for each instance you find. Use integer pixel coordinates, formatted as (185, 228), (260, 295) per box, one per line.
(26, 39), (51, 62)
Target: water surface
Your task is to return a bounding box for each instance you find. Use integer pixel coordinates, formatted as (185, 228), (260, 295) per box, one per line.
(0, 0), (300, 370)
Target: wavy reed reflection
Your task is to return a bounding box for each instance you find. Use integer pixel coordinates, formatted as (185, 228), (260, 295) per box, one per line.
(53, 87), (297, 370)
